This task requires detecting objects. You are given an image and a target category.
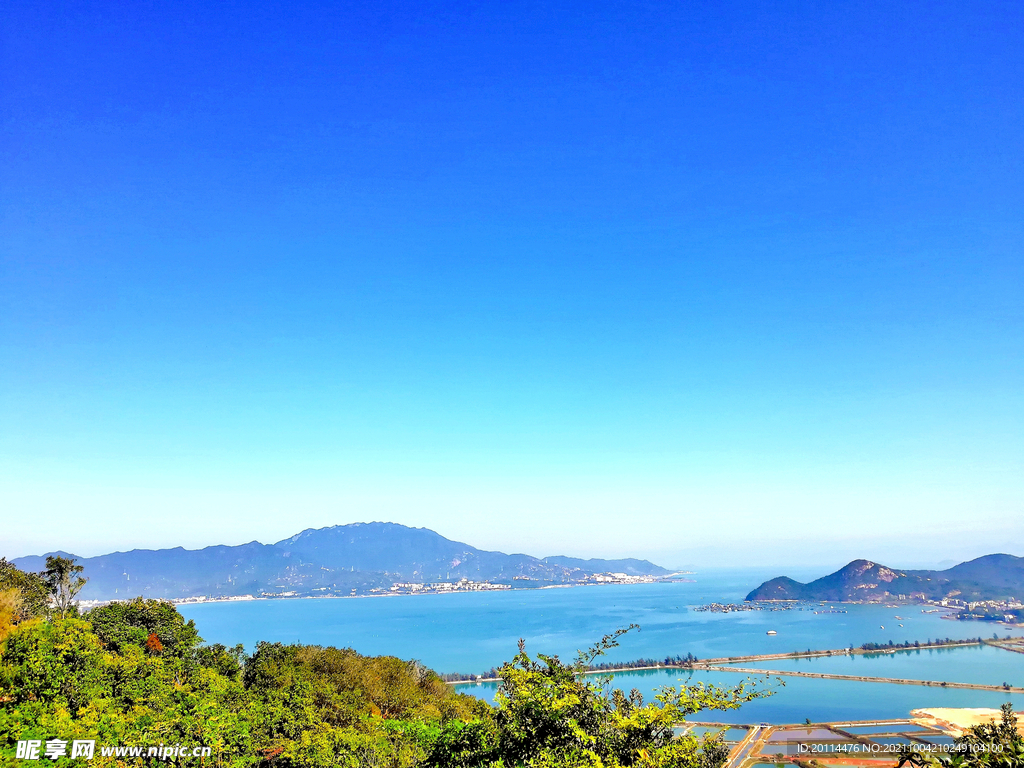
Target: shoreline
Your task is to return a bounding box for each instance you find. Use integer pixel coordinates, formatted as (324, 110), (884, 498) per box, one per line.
(114, 575), (695, 607)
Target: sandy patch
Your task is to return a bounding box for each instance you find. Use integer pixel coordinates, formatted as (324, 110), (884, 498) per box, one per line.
(911, 708), (1022, 735)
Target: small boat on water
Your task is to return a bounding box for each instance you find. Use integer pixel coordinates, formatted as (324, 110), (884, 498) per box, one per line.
(880, 625), (885, 629)
(766, 630), (777, 635)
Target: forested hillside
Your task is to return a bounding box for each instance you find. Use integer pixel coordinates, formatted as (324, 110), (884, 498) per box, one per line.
(0, 556), (754, 768)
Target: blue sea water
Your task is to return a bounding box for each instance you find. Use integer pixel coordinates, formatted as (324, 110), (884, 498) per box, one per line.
(177, 569), (1024, 724)
(740, 642), (1024, 687)
(455, 668), (1024, 724)
(178, 569), (1024, 677)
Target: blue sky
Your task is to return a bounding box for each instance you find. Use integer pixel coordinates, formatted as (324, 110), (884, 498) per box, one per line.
(2, 0), (1022, 568)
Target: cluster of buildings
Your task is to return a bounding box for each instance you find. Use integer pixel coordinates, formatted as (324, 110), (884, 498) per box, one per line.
(583, 572), (658, 585)
(951, 597), (1024, 623)
(154, 571), (668, 603)
(172, 594), (257, 604)
(382, 579), (512, 594)
(907, 596), (1024, 624)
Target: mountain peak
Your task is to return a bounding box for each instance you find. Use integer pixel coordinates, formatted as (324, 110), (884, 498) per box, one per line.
(746, 555), (1024, 602)
(12, 522), (670, 601)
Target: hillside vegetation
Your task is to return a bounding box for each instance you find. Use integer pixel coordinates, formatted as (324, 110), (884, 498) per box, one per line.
(1, 558), (758, 768)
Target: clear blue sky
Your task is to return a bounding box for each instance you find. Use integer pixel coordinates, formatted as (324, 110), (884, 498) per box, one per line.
(2, 0), (1021, 569)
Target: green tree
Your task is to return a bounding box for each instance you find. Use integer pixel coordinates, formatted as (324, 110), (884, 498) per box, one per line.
(491, 627), (770, 768)
(0, 617), (107, 718)
(0, 589), (23, 642)
(0, 559), (49, 625)
(1, 593), (772, 768)
(42, 556), (87, 619)
(896, 703), (1024, 767)
(87, 597), (202, 658)
(418, 720), (498, 768)
(194, 641), (248, 680)
(0, 613), (255, 767)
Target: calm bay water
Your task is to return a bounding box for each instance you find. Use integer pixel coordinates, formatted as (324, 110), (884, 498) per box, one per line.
(455, 667), (1024, 724)
(179, 569), (1024, 723)
(741, 642), (1024, 687)
(178, 569), (1024, 677)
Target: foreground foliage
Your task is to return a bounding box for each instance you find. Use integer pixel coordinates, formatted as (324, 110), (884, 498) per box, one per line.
(897, 703), (1024, 768)
(492, 628), (764, 768)
(0, 560), (49, 640)
(0, 562), (771, 767)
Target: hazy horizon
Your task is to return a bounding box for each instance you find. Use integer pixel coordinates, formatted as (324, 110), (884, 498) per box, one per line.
(3, 1), (1021, 567)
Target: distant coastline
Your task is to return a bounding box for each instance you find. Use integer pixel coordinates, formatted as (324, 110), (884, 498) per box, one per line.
(74, 574), (697, 610)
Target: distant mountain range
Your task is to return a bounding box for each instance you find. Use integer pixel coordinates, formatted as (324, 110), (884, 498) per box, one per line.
(12, 522), (671, 601)
(746, 555), (1024, 603)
